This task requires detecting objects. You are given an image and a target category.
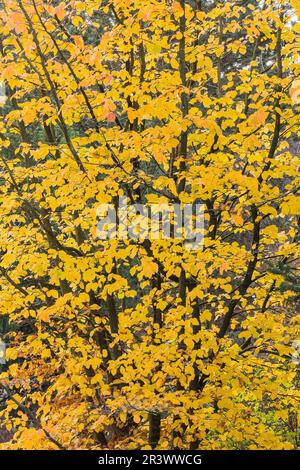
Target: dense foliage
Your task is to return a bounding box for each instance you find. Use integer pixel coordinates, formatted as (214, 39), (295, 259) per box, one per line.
(0, 0), (299, 450)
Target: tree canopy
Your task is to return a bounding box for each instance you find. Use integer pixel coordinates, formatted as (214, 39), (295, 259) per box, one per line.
(0, 0), (299, 450)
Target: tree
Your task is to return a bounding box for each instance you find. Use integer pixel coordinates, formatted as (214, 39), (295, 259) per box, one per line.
(0, 0), (299, 450)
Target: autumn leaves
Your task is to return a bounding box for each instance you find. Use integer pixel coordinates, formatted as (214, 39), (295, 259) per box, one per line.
(0, 0), (299, 450)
